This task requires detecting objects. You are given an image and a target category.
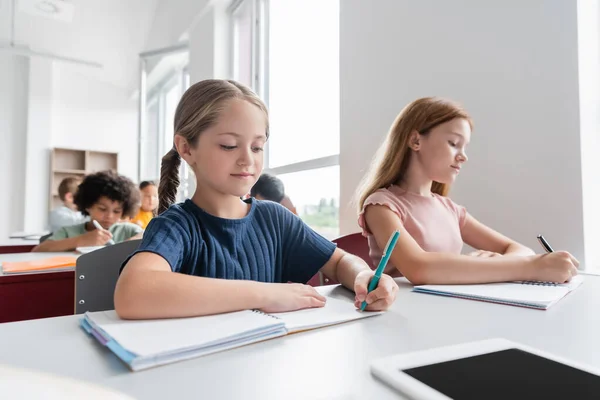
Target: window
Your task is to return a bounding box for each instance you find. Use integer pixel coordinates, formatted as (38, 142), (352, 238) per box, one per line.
(245, 0), (340, 239)
(139, 50), (190, 200)
(278, 166), (340, 239)
(230, 0), (340, 237)
(141, 99), (160, 182)
(231, 0), (254, 88)
(267, 0), (340, 168)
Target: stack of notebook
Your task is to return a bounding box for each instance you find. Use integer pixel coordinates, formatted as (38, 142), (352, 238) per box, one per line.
(413, 275), (584, 310)
(81, 296), (381, 371)
(1, 256), (77, 275)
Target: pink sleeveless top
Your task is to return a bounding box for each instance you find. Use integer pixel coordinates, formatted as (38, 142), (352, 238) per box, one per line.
(358, 185), (468, 276)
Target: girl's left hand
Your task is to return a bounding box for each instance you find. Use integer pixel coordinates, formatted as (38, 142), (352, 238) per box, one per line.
(353, 270), (398, 311)
(468, 250), (502, 258)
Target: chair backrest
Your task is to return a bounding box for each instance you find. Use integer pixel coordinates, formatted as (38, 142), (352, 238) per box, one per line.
(306, 232), (372, 287)
(39, 233), (53, 243)
(75, 239), (141, 314)
(333, 232), (372, 266)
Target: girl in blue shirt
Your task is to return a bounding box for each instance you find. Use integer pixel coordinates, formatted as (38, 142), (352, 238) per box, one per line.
(115, 79), (398, 319)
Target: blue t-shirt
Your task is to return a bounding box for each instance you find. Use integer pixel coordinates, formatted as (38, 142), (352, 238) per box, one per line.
(123, 199), (337, 284)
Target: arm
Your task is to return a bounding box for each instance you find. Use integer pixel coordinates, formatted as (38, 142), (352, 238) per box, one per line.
(115, 253), (329, 320)
(364, 205), (576, 285)
(320, 248), (368, 290)
(32, 228), (112, 252)
(33, 237), (81, 252)
(461, 214), (534, 256)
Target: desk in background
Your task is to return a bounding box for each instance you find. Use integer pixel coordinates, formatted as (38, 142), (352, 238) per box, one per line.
(0, 252), (78, 323)
(0, 238), (39, 254)
(0, 276), (597, 399)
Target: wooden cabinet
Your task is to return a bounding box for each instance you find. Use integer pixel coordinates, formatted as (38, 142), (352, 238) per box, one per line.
(49, 148), (118, 211)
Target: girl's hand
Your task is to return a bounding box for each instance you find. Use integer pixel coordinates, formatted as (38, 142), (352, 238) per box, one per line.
(258, 283), (326, 313)
(353, 270), (398, 311)
(528, 251), (579, 283)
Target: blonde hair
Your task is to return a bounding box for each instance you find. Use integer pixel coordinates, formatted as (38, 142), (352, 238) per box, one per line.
(356, 97), (472, 212)
(158, 79), (269, 214)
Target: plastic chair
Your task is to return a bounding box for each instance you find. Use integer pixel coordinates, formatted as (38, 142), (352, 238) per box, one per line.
(74, 240), (141, 314)
(307, 232), (372, 287)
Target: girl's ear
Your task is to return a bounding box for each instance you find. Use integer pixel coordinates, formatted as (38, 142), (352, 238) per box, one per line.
(174, 135), (194, 166)
(409, 130), (421, 151)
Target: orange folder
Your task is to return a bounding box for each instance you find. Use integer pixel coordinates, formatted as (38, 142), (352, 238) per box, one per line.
(1, 256), (77, 274)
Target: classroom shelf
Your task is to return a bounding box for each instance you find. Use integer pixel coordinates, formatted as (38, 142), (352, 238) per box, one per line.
(49, 148), (119, 212)
(54, 169), (87, 175)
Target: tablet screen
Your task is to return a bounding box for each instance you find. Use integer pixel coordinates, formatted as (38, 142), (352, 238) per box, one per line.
(403, 348), (600, 400)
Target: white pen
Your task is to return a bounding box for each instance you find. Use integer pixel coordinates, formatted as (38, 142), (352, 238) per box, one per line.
(92, 220), (115, 245)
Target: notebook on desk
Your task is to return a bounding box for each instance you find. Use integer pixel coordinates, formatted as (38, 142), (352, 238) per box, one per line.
(1, 256), (77, 275)
(81, 296), (381, 371)
(413, 275), (584, 310)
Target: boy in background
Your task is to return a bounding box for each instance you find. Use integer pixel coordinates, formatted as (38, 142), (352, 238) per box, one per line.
(48, 176), (87, 232)
(250, 173), (298, 215)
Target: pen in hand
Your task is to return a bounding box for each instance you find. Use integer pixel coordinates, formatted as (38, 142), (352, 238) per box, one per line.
(92, 220), (115, 245)
(360, 230), (400, 311)
(537, 235), (554, 253)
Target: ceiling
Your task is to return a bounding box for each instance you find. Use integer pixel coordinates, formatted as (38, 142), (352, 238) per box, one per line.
(0, 0), (160, 91)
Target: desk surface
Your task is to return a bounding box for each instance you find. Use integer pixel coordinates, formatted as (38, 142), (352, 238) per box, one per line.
(0, 238), (41, 246)
(0, 276), (598, 400)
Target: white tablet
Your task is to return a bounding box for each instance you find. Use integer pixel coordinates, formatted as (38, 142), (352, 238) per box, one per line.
(370, 338), (600, 400)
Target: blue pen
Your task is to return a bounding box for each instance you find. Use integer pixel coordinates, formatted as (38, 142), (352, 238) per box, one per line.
(360, 230), (400, 311)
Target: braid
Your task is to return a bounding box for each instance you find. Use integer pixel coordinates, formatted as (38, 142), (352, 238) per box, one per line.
(158, 148), (181, 215)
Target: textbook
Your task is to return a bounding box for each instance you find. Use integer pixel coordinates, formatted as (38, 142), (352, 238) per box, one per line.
(81, 296), (381, 371)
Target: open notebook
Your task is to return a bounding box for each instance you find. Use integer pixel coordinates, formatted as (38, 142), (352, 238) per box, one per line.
(81, 296), (381, 371)
(413, 275), (584, 310)
(1, 256), (77, 275)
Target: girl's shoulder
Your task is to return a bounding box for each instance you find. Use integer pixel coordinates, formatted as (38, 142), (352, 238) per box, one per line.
(363, 185), (411, 209)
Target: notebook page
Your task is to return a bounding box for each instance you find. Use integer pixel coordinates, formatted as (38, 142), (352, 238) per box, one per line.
(415, 275), (583, 306)
(270, 296), (382, 334)
(85, 310), (285, 357)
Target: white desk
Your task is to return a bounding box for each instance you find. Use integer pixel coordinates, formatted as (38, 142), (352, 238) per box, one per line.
(0, 238), (39, 246)
(0, 277), (598, 400)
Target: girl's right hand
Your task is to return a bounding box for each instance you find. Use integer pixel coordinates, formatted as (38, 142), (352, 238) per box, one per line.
(528, 251), (579, 283)
(258, 283), (327, 313)
(77, 229), (113, 247)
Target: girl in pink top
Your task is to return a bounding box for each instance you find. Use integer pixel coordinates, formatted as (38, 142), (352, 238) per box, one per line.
(357, 97), (578, 285)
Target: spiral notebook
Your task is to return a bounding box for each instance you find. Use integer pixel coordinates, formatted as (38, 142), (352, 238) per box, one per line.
(81, 296), (381, 371)
(413, 275), (584, 310)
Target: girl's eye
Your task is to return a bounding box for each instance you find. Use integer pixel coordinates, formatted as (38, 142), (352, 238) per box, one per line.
(220, 145), (237, 150)
(252, 147), (264, 153)
(448, 141), (457, 147)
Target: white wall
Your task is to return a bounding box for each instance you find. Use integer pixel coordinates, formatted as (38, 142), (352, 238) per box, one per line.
(23, 59), (54, 232)
(144, 0), (210, 51)
(0, 60), (138, 238)
(0, 54), (28, 239)
(340, 0), (589, 265)
(51, 64), (138, 181)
